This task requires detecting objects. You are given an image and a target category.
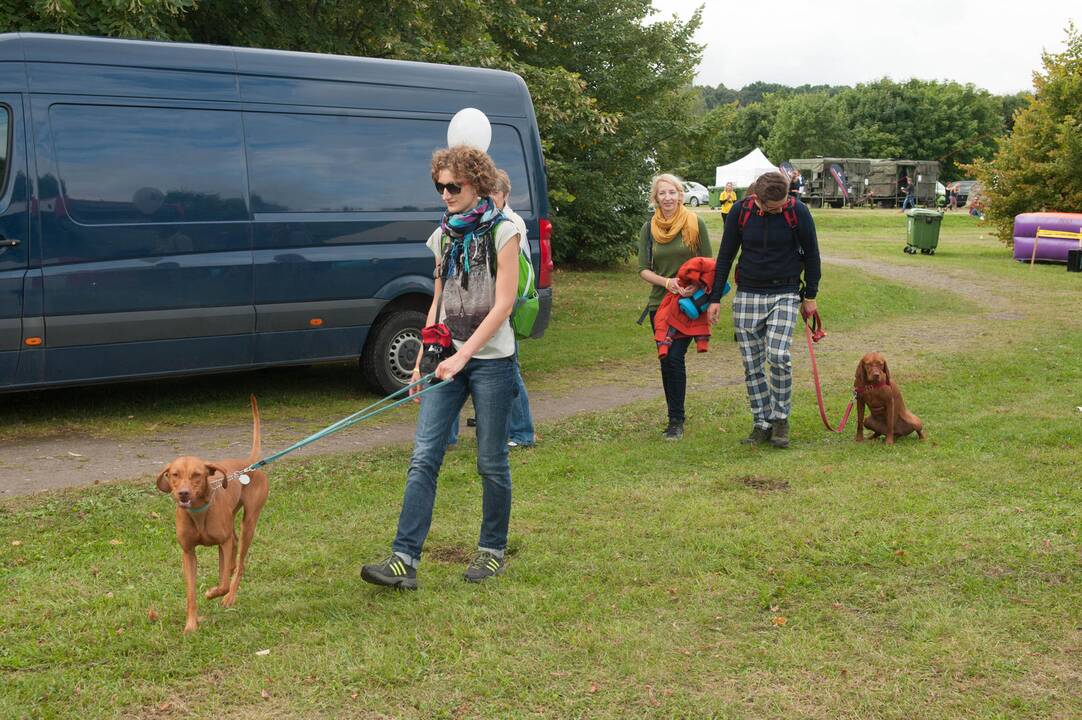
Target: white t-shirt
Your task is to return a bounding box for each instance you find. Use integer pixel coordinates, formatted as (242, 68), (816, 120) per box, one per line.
(504, 206), (529, 255)
(426, 219), (519, 359)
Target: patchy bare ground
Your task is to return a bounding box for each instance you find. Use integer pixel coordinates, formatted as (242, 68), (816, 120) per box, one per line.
(0, 251), (1068, 498)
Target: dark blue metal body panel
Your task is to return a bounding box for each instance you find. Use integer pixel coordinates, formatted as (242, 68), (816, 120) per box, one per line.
(0, 32), (550, 391)
(0, 90), (30, 385)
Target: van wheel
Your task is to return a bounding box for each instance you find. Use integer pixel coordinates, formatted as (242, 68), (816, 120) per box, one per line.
(689, 197), (700, 207)
(360, 309), (425, 395)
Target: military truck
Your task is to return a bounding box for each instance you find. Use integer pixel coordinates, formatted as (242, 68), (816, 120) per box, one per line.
(789, 158), (872, 208)
(866, 159), (939, 207)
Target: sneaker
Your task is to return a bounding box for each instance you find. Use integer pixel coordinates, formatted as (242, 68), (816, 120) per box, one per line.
(770, 418), (790, 449)
(360, 554), (418, 590)
(663, 421), (684, 441)
(463, 551), (505, 583)
(740, 425), (772, 445)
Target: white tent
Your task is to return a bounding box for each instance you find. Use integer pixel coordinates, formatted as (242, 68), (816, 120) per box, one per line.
(715, 148), (778, 188)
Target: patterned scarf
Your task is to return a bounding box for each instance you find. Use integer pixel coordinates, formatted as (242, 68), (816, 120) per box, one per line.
(440, 197), (505, 288)
(650, 204), (700, 251)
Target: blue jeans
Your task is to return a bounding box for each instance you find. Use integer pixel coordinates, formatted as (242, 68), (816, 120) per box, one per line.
(392, 356), (515, 564)
(447, 351), (534, 446)
(901, 192), (916, 210)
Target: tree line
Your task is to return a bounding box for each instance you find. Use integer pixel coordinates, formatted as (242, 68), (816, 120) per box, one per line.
(661, 79), (1030, 189)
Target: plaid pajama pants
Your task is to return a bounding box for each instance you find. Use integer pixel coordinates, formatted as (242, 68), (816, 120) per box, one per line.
(732, 290), (800, 429)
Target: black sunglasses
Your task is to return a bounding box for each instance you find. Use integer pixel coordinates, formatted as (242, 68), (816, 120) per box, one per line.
(435, 181), (466, 195)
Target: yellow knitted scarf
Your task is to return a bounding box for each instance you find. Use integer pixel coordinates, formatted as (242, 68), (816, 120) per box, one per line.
(650, 205), (699, 251)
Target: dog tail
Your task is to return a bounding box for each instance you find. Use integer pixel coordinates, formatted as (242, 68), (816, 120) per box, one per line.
(247, 394), (262, 466)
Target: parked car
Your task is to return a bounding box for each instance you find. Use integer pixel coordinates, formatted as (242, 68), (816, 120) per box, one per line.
(953, 180), (980, 205)
(0, 33), (553, 394)
(682, 181), (709, 207)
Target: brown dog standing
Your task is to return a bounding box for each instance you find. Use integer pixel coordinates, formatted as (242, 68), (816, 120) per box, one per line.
(854, 352), (925, 445)
(156, 395), (269, 633)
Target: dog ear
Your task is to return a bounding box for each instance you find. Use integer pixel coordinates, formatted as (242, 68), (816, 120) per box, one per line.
(883, 358), (891, 386)
(854, 358), (866, 388)
(156, 465), (172, 493)
(205, 462), (230, 489)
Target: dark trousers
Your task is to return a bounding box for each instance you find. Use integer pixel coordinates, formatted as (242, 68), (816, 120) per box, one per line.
(649, 310), (692, 424)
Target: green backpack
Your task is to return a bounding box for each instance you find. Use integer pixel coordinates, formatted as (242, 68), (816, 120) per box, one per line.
(511, 246), (540, 340)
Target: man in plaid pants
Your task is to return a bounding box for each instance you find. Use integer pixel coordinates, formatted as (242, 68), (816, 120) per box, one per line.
(706, 171), (821, 448)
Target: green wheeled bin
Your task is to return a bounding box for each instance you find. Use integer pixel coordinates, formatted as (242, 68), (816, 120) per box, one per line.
(905, 208), (943, 255)
(708, 185), (721, 209)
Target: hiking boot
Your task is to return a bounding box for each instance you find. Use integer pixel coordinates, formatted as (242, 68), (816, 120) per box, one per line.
(663, 421), (684, 441)
(463, 551), (505, 583)
(360, 553), (418, 590)
(770, 418), (790, 449)
(741, 426), (772, 445)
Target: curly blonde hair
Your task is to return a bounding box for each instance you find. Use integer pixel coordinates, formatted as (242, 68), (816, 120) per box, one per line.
(431, 146), (498, 198)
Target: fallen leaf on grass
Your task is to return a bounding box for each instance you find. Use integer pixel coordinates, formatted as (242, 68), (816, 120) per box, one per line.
(147, 609), (158, 621)
(109, 539), (123, 546)
(261, 689), (271, 700)
(772, 616), (787, 627)
(116, 627), (124, 635)
(350, 693), (358, 700)
(11, 540), (21, 547)
(255, 649), (270, 656)
(588, 683), (598, 694)
(104, 591), (114, 599)
(150, 511), (160, 520)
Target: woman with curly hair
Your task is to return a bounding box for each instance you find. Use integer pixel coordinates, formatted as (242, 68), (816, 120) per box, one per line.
(361, 145), (521, 590)
(638, 173), (711, 440)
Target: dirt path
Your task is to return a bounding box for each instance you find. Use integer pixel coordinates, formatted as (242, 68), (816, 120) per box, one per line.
(0, 251), (1055, 498)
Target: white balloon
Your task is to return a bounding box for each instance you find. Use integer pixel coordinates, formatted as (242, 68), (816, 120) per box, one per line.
(447, 108), (491, 151)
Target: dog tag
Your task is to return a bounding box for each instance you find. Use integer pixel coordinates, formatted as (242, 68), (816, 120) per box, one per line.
(239, 474), (251, 486)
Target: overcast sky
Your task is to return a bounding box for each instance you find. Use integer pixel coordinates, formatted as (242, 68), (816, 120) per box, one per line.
(650, 0), (1078, 94)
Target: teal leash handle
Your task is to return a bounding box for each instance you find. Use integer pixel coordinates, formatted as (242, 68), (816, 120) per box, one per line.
(242, 372), (443, 474)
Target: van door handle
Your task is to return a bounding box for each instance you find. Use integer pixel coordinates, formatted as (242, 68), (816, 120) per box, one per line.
(0, 238), (19, 247)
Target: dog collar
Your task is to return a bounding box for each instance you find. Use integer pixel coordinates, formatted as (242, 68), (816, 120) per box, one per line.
(184, 501), (211, 514)
(854, 381), (890, 395)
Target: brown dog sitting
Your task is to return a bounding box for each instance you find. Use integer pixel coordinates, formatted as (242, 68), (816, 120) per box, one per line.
(854, 352), (925, 445)
(156, 395), (269, 633)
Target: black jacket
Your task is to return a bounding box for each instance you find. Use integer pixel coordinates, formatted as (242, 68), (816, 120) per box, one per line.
(708, 198), (821, 301)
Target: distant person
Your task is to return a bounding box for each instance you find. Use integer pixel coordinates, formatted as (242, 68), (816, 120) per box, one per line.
(705, 170), (821, 449)
(948, 182), (959, 211)
(719, 181), (738, 220)
(788, 169), (804, 197)
(638, 173), (711, 440)
(899, 173), (916, 211)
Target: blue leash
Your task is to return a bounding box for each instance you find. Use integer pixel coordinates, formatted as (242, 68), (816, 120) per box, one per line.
(236, 372), (444, 478)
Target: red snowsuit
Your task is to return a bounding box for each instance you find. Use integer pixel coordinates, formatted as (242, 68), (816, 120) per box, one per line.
(653, 257), (716, 358)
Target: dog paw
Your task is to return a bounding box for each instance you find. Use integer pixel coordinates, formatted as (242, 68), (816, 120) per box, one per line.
(204, 586), (228, 600)
(221, 593), (237, 608)
(183, 620), (198, 634)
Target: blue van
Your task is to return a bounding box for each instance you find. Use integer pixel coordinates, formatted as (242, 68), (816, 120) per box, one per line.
(0, 33), (552, 395)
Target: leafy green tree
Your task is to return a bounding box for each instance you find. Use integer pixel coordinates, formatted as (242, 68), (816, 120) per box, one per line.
(839, 78), (1003, 179)
(972, 25), (1082, 244)
(764, 92), (855, 161)
(0, 0), (193, 37)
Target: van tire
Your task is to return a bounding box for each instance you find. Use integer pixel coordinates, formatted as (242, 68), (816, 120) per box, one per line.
(360, 309), (426, 395)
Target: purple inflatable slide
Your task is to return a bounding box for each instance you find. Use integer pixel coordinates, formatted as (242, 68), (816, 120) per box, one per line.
(1012, 212), (1082, 263)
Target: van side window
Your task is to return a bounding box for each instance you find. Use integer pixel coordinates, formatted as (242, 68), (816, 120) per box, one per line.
(49, 105), (248, 224)
(488, 125), (532, 215)
(0, 106), (10, 199)
(245, 113), (533, 215)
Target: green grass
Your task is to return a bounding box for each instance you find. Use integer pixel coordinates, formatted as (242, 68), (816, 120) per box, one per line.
(2, 212), (1080, 718)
